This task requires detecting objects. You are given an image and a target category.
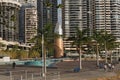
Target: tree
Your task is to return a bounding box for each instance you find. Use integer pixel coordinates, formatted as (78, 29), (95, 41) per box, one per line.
(8, 45), (19, 59)
(44, 1), (52, 7)
(30, 23), (54, 57)
(30, 34), (42, 55)
(57, 4), (64, 8)
(29, 50), (40, 58)
(17, 50), (28, 59)
(8, 50), (17, 59)
(68, 28), (90, 69)
(91, 30), (103, 66)
(101, 31), (117, 63)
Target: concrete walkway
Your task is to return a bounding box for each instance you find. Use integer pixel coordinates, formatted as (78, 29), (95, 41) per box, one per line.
(60, 69), (117, 80)
(55, 60), (120, 80)
(0, 60), (119, 80)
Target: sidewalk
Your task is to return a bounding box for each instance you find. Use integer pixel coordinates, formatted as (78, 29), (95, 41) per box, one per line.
(0, 61), (119, 80)
(56, 61), (120, 80)
(60, 69), (117, 80)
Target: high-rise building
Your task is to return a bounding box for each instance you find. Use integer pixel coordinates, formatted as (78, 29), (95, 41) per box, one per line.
(19, 1), (37, 46)
(82, 0), (94, 36)
(90, 0), (120, 55)
(19, 0), (58, 47)
(37, 0), (58, 56)
(92, 0), (120, 41)
(24, 8), (37, 46)
(63, 0), (120, 54)
(63, 0), (83, 54)
(37, 0), (57, 32)
(0, 0), (21, 42)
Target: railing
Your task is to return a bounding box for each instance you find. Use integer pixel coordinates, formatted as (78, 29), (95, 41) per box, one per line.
(0, 70), (60, 80)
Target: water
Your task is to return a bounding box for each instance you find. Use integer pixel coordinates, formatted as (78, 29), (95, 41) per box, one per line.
(0, 59), (61, 67)
(21, 59), (60, 67)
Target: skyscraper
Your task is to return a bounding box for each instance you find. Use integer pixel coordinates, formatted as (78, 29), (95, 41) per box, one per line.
(0, 0), (21, 42)
(24, 8), (37, 46)
(63, 0), (83, 54)
(93, 0), (120, 41)
(19, 0), (37, 46)
(37, 0), (57, 32)
(63, 0), (120, 54)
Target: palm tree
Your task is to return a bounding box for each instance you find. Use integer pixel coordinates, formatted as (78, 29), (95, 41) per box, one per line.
(101, 31), (117, 63)
(30, 22), (54, 79)
(92, 30), (103, 66)
(17, 50), (28, 59)
(57, 4), (64, 8)
(45, 1), (52, 7)
(45, 1), (52, 23)
(68, 28), (90, 69)
(31, 2), (53, 78)
(43, 23), (54, 54)
(29, 50), (40, 58)
(30, 23), (54, 56)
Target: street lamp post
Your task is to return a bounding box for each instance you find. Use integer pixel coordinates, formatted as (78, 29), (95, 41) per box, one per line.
(103, 0), (108, 64)
(40, 0), (46, 80)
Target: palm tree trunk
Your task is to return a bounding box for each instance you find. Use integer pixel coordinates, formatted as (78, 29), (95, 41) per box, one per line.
(79, 46), (82, 69)
(116, 52), (119, 61)
(43, 51), (46, 73)
(105, 52), (108, 63)
(109, 50), (113, 63)
(96, 44), (99, 67)
(110, 54), (113, 63)
(105, 42), (108, 63)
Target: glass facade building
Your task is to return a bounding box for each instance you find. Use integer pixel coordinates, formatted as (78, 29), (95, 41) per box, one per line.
(37, 0), (57, 31)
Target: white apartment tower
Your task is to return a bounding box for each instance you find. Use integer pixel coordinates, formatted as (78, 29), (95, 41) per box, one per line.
(63, 0), (120, 54)
(24, 8), (37, 46)
(63, 0), (83, 53)
(0, 0), (21, 42)
(93, 0), (120, 40)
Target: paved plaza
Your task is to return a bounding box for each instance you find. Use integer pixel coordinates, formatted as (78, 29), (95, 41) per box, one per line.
(0, 60), (119, 80)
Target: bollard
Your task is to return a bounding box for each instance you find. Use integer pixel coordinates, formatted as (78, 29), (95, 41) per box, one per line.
(25, 70), (27, 80)
(10, 71), (12, 80)
(57, 72), (60, 80)
(21, 75), (23, 80)
(32, 74), (34, 80)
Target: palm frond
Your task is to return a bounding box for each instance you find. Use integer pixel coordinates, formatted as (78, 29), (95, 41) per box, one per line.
(57, 4), (64, 8)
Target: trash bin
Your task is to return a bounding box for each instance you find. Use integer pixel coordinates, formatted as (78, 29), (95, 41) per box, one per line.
(99, 63), (104, 68)
(74, 67), (80, 72)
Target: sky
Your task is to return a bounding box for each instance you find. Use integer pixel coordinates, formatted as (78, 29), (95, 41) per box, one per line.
(57, 0), (62, 25)
(54, 0), (62, 35)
